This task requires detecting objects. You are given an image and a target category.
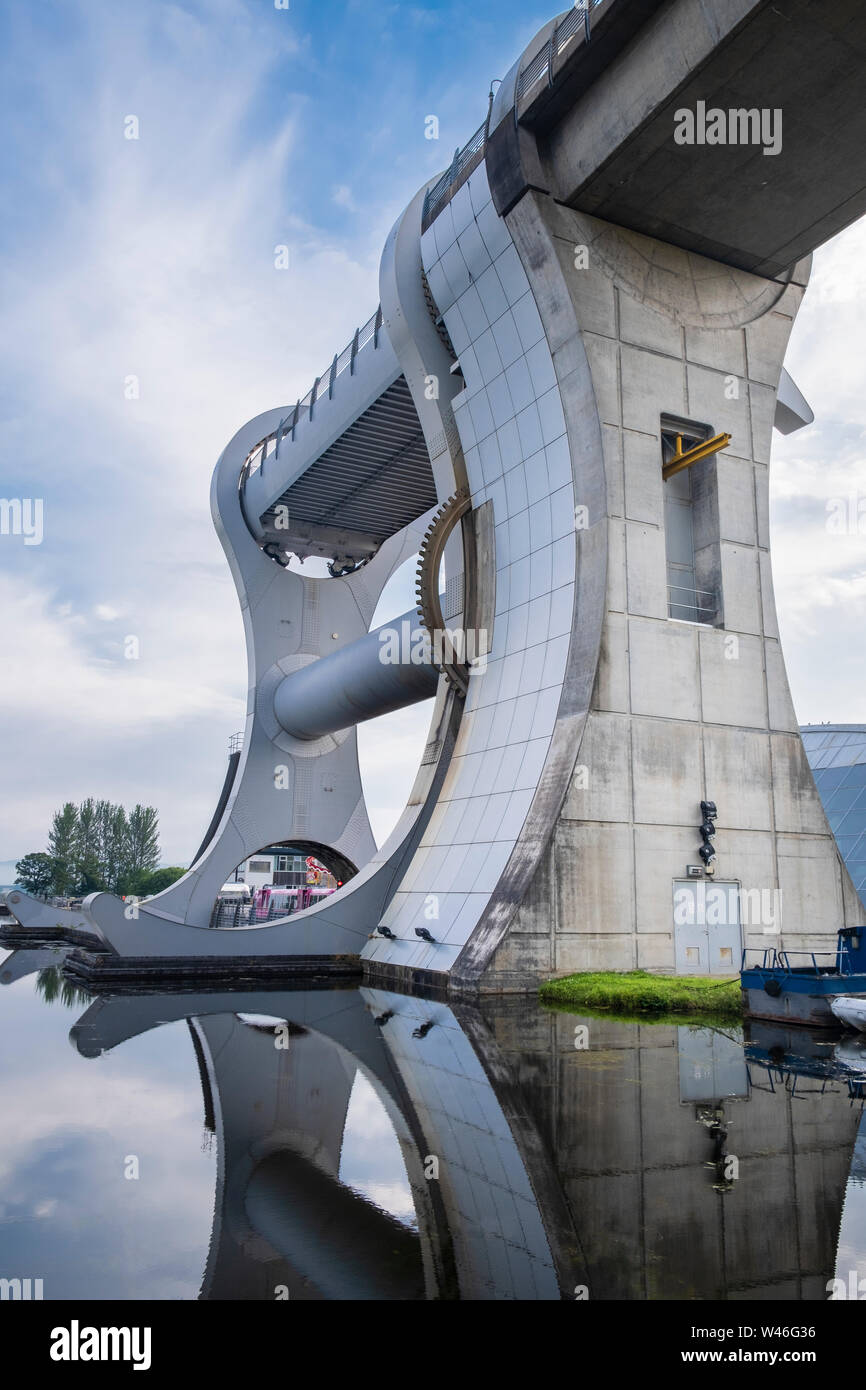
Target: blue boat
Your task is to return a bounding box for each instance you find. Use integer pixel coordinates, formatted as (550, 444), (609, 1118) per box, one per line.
(741, 927), (866, 1026)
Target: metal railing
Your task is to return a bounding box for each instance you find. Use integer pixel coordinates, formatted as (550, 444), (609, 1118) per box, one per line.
(741, 946), (777, 970)
(210, 899), (297, 930)
(422, 2), (610, 232)
(776, 949), (838, 973)
(209, 900), (252, 930)
(242, 305), (385, 483)
(516, 1), (608, 102)
(228, 732), (243, 756)
(209, 892), (334, 930)
(667, 584), (716, 625)
(742, 946), (841, 974)
(423, 118), (489, 227)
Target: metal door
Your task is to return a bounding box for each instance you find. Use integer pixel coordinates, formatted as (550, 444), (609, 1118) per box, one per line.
(673, 880), (742, 976)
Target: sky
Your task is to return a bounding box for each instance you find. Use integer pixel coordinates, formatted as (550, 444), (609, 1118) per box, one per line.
(0, 0), (864, 879)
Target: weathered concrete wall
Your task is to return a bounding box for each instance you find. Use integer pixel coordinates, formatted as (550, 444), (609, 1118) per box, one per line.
(483, 193), (861, 986)
(530, 0), (866, 278)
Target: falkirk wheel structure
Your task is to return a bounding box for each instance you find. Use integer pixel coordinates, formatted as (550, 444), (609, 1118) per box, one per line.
(9, 0), (866, 991)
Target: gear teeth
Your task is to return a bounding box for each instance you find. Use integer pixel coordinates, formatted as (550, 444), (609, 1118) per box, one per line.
(415, 489), (472, 672)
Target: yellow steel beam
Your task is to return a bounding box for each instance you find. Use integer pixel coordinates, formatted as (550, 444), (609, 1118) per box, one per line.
(662, 431), (731, 480)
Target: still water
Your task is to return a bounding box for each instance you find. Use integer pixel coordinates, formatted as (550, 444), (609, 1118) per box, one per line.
(1, 945), (865, 1301)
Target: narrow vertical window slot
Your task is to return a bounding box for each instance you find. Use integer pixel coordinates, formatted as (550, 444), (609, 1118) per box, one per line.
(661, 417), (723, 626)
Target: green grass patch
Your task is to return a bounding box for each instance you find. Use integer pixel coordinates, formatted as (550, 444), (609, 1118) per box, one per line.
(540, 969), (743, 1025)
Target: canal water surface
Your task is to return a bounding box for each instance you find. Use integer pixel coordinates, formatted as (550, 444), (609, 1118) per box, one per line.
(1, 945), (865, 1301)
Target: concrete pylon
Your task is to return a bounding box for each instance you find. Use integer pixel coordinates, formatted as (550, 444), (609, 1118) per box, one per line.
(439, 178), (862, 989)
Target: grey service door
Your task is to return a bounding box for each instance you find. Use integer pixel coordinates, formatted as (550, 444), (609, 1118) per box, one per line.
(673, 880), (742, 976)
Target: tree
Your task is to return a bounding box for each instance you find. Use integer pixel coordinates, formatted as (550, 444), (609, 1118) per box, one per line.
(74, 797), (101, 893)
(128, 865), (185, 898)
(15, 853), (55, 897)
(126, 805), (160, 880)
(47, 802), (78, 897)
(77, 863), (107, 894)
(28, 799), (165, 897)
(96, 800), (127, 893)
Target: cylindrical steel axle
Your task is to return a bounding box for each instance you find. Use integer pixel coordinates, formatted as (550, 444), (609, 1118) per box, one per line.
(273, 608), (439, 741)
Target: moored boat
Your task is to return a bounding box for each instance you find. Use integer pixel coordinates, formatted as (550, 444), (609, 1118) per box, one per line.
(741, 927), (866, 1026)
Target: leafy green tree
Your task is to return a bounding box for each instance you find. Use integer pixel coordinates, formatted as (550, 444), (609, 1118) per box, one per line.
(47, 802), (78, 896)
(14, 852), (55, 897)
(75, 798), (100, 890)
(97, 800), (128, 893)
(112, 805), (129, 890)
(77, 862), (107, 894)
(30, 799), (165, 897)
(126, 805), (160, 880)
(95, 800), (112, 885)
(128, 865), (185, 897)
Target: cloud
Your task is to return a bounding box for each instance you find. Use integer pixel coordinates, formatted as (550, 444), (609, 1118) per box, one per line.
(0, 573), (240, 729)
(332, 183), (358, 212)
(358, 704), (433, 848)
(0, 568), (247, 862)
(767, 217), (866, 720)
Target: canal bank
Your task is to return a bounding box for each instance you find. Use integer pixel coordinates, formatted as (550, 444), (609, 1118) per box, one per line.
(540, 970), (743, 1024)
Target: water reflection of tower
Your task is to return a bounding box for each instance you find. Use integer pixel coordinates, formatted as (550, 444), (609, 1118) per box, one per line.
(485, 1007), (864, 1300)
(678, 1027), (746, 1195)
(831, 1054), (866, 1298)
(696, 1106), (734, 1194)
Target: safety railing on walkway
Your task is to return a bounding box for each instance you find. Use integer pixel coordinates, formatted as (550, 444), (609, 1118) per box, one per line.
(423, 118), (489, 228)
(242, 305), (385, 483)
(516, 0), (608, 102)
(422, 1), (610, 232)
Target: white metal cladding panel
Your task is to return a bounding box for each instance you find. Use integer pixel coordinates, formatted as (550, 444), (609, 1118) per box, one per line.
(364, 163), (576, 972)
